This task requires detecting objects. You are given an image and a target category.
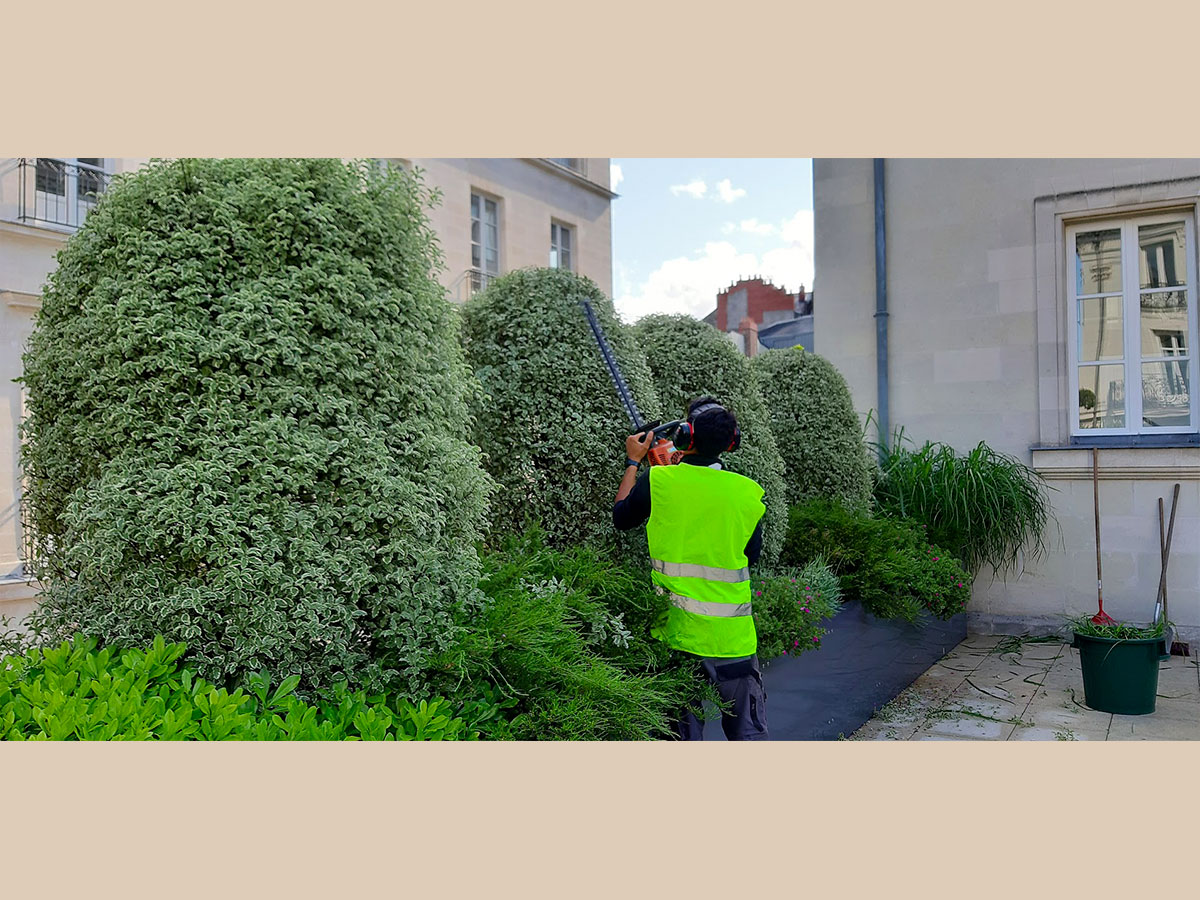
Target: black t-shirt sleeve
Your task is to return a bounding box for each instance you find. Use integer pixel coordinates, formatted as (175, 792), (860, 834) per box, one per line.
(612, 471), (652, 531)
(745, 518), (763, 565)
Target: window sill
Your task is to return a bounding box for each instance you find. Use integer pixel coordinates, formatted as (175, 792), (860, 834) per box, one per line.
(1032, 433), (1200, 450)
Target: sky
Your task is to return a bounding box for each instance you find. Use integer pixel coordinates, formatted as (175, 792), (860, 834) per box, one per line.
(609, 158), (814, 323)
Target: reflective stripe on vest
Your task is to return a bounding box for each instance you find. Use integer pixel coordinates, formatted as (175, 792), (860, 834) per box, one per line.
(667, 593), (753, 618)
(651, 559), (751, 583)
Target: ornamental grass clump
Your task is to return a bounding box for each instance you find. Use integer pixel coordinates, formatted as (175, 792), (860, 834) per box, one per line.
(872, 431), (1055, 577)
(750, 346), (873, 509)
(461, 267), (660, 555)
(20, 158), (492, 695)
(633, 314), (789, 567)
(431, 528), (712, 740)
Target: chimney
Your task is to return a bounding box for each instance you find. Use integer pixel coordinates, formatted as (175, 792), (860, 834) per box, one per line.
(737, 316), (759, 358)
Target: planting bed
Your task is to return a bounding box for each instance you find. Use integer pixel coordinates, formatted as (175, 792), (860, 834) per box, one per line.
(703, 598), (968, 740)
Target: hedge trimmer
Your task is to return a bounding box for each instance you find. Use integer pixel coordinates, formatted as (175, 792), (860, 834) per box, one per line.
(580, 299), (680, 466)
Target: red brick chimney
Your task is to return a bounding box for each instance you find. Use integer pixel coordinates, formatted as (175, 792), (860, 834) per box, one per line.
(737, 316), (759, 357)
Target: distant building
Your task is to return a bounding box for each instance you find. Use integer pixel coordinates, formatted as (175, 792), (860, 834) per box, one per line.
(705, 276), (813, 356)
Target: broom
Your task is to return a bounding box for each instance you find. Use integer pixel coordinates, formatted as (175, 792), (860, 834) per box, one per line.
(1091, 448), (1116, 626)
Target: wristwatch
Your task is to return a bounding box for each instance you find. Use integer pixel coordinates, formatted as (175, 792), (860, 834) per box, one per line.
(625, 457), (641, 468)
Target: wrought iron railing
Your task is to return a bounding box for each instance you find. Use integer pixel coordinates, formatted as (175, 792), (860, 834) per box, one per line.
(16, 158), (110, 229)
(452, 268), (497, 302)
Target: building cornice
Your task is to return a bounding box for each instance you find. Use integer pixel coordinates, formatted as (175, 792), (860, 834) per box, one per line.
(0, 218), (73, 243)
(522, 159), (618, 199)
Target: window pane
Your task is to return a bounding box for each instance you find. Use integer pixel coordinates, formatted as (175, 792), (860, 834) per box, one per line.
(485, 199), (497, 224)
(1138, 221), (1186, 289)
(485, 248), (498, 274)
(471, 245), (481, 268)
(549, 248), (559, 268)
(562, 248), (571, 271)
(1142, 361), (1190, 427)
(1140, 291), (1188, 358)
(471, 194), (480, 218)
(486, 224), (498, 249)
(1077, 364), (1125, 429)
(471, 220), (480, 244)
(550, 223), (558, 246)
(1078, 296), (1123, 361)
(1076, 229), (1122, 295)
(561, 227), (571, 251)
(36, 158), (66, 195)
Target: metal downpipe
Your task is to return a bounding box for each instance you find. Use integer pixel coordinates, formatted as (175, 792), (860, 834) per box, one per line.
(873, 158), (889, 461)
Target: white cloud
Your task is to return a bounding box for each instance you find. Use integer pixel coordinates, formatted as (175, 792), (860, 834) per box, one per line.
(610, 163), (624, 191)
(721, 222), (737, 235)
(739, 218), (776, 236)
(716, 178), (747, 203)
(614, 208), (815, 324)
(670, 179), (707, 199)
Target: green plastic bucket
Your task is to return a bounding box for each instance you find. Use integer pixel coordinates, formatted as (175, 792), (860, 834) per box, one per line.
(1072, 632), (1160, 715)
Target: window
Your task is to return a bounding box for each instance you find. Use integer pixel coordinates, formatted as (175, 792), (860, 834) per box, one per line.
(548, 158), (583, 173)
(1068, 213), (1198, 435)
(549, 222), (573, 271)
(470, 192), (500, 292)
(27, 158), (107, 228)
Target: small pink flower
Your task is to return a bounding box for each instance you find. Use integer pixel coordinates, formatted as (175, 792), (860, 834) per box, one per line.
(957, 582), (963, 588)
(793, 640), (799, 647)
(782, 650), (788, 655)
(933, 557), (939, 561)
(802, 607), (809, 613)
(812, 636), (819, 643)
(754, 590), (762, 596)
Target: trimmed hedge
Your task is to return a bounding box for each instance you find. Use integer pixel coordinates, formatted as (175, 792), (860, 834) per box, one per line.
(20, 158), (493, 695)
(750, 346), (873, 508)
(461, 267), (659, 554)
(633, 314), (789, 567)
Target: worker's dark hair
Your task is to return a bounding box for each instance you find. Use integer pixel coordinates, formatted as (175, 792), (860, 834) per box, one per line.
(687, 396), (739, 457)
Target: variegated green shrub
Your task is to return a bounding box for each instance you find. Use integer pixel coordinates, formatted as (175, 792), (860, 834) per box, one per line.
(750, 346), (873, 508)
(20, 158), (493, 695)
(461, 267), (660, 554)
(632, 313), (788, 567)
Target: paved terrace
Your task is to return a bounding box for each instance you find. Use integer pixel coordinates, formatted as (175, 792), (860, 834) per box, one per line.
(850, 634), (1200, 741)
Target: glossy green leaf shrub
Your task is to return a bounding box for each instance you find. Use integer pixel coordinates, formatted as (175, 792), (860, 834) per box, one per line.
(0, 635), (495, 740)
(750, 346), (873, 508)
(783, 500), (969, 621)
(632, 314), (789, 567)
(461, 268), (659, 553)
(19, 158), (492, 695)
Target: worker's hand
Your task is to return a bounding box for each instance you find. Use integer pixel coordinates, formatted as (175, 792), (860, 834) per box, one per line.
(625, 430), (653, 463)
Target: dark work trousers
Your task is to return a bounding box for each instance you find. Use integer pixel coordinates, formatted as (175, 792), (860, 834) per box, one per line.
(675, 654), (769, 741)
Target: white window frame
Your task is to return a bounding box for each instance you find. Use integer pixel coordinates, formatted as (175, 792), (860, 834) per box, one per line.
(1067, 211), (1199, 437)
(550, 220), (573, 271)
(470, 191), (500, 277)
(33, 157), (107, 228)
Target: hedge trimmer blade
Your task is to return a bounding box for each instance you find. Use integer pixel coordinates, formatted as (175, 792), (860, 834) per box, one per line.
(580, 299), (645, 433)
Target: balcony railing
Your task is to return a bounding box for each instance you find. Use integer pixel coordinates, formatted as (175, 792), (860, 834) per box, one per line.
(16, 158), (110, 229)
(452, 268), (498, 302)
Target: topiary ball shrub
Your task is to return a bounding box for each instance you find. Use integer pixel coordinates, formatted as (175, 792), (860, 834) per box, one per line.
(461, 267), (660, 554)
(750, 346), (873, 508)
(20, 158), (493, 696)
(632, 314), (789, 567)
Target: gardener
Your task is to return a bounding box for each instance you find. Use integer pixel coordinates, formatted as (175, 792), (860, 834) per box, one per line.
(613, 396), (768, 741)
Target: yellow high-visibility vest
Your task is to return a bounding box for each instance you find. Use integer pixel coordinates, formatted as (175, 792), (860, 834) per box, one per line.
(646, 463), (765, 658)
